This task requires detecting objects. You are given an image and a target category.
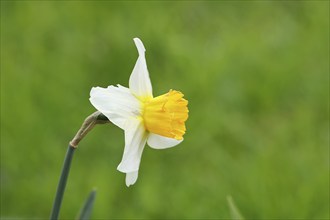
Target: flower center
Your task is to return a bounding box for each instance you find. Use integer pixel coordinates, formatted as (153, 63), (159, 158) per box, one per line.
(142, 90), (189, 140)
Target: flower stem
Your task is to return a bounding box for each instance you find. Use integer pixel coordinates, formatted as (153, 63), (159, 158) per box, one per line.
(50, 111), (109, 220)
(50, 144), (76, 220)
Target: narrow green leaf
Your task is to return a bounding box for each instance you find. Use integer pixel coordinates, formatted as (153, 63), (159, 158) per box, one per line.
(76, 189), (97, 220)
(227, 195), (244, 220)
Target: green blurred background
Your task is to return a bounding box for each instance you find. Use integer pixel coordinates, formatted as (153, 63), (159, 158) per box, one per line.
(1, 1), (329, 219)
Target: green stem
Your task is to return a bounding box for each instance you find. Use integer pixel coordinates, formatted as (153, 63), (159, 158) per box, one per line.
(49, 111), (109, 220)
(50, 145), (76, 220)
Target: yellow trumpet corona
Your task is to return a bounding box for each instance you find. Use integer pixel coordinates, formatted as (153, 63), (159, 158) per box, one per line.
(143, 90), (188, 140)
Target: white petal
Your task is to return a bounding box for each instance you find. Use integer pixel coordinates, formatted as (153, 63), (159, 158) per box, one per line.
(126, 171), (138, 187)
(89, 85), (141, 130)
(134, 38), (146, 55)
(129, 38), (153, 98)
(147, 133), (183, 149)
(117, 118), (147, 173)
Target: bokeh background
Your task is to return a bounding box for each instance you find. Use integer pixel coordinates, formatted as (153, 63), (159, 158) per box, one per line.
(1, 1), (329, 219)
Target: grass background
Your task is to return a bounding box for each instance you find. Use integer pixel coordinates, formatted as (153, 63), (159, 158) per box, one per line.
(1, 1), (329, 219)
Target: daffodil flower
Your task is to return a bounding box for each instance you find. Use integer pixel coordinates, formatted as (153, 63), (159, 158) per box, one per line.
(89, 38), (189, 187)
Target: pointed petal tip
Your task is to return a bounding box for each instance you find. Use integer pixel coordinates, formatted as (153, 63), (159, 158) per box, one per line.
(133, 38), (146, 55)
(125, 180), (132, 187)
(125, 171), (139, 187)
